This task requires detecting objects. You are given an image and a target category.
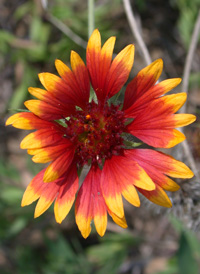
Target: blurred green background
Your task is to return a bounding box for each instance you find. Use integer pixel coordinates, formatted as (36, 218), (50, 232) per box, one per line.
(1, 0), (200, 273)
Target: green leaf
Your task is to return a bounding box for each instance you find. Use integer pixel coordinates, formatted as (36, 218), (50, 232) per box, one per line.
(9, 81), (28, 110)
(43, 236), (92, 274)
(177, 232), (199, 274)
(14, 1), (33, 20)
(30, 16), (50, 44)
(123, 140), (143, 148)
(8, 64), (38, 110)
(87, 232), (140, 274)
(7, 218), (28, 237)
(169, 215), (200, 255)
(0, 159), (20, 180)
(1, 186), (23, 205)
(0, 30), (15, 53)
(8, 109), (30, 113)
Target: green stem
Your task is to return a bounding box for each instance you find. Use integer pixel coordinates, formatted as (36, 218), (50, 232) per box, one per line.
(88, 0), (95, 38)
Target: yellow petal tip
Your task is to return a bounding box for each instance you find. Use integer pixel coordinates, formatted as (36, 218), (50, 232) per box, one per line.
(43, 169), (59, 183)
(186, 169), (194, 179)
(5, 116), (14, 126)
(21, 201), (26, 207)
(176, 78), (182, 84)
(156, 58), (163, 66)
(80, 227), (91, 239)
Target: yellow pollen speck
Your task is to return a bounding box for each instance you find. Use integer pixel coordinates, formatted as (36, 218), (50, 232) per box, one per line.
(86, 115), (91, 119)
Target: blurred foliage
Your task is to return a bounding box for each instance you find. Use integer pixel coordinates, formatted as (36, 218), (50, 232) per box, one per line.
(170, 0), (200, 48)
(154, 216), (200, 274)
(0, 159), (29, 240)
(0, 0), (122, 111)
(87, 233), (141, 274)
(1, 0), (199, 111)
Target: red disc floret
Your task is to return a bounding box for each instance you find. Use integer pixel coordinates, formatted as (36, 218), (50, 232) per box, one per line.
(65, 101), (126, 166)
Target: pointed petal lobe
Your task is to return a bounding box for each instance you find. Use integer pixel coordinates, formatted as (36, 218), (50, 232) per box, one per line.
(6, 112), (52, 130)
(123, 59), (163, 110)
(75, 165), (107, 238)
(125, 149), (194, 179)
(20, 128), (64, 149)
(34, 182), (60, 218)
(21, 169), (47, 207)
(43, 147), (75, 182)
(54, 164), (79, 223)
(137, 185), (172, 208)
(101, 155), (154, 217)
(105, 44), (135, 99)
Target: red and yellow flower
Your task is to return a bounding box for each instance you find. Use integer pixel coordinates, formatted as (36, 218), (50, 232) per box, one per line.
(6, 29), (196, 238)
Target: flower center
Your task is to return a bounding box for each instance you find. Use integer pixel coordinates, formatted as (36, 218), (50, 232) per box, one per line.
(65, 101), (126, 166)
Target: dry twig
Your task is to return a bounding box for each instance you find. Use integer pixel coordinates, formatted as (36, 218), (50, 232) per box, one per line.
(181, 10), (200, 114)
(122, 0), (152, 65)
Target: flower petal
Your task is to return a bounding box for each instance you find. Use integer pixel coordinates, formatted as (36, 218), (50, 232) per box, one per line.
(39, 72), (81, 109)
(125, 91), (186, 118)
(127, 94), (192, 148)
(160, 177), (180, 192)
(39, 72), (60, 92)
(30, 142), (73, 163)
(137, 185), (172, 208)
(5, 112), (51, 130)
(24, 99), (74, 121)
(174, 114), (196, 127)
(55, 59), (71, 78)
(86, 30), (101, 92)
(108, 210), (128, 229)
(123, 59), (163, 110)
(96, 36), (116, 103)
(87, 29), (134, 103)
(101, 155), (155, 217)
(87, 29), (115, 103)
(22, 165), (78, 220)
(105, 44), (135, 99)
(21, 169), (47, 207)
(43, 147), (75, 182)
(125, 149), (194, 179)
(122, 184), (140, 207)
(28, 87), (56, 102)
(55, 57), (90, 109)
(124, 149), (180, 192)
(20, 128), (64, 149)
(159, 93), (187, 113)
(75, 165), (107, 238)
(132, 127), (186, 148)
(54, 164), (79, 223)
(70, 51), (90, 105)
(87, 29), (101, 53)
(34, 182), (60, 218)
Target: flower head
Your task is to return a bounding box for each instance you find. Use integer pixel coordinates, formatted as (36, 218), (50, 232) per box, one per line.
(6, 29), (196, 238)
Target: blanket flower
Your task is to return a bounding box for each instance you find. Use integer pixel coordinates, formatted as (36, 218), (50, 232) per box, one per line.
(6, 29), (195, 238)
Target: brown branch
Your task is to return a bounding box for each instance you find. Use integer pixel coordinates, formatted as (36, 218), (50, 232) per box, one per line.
(181, 10), (200, 114)
(122, 0), (151, 65)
